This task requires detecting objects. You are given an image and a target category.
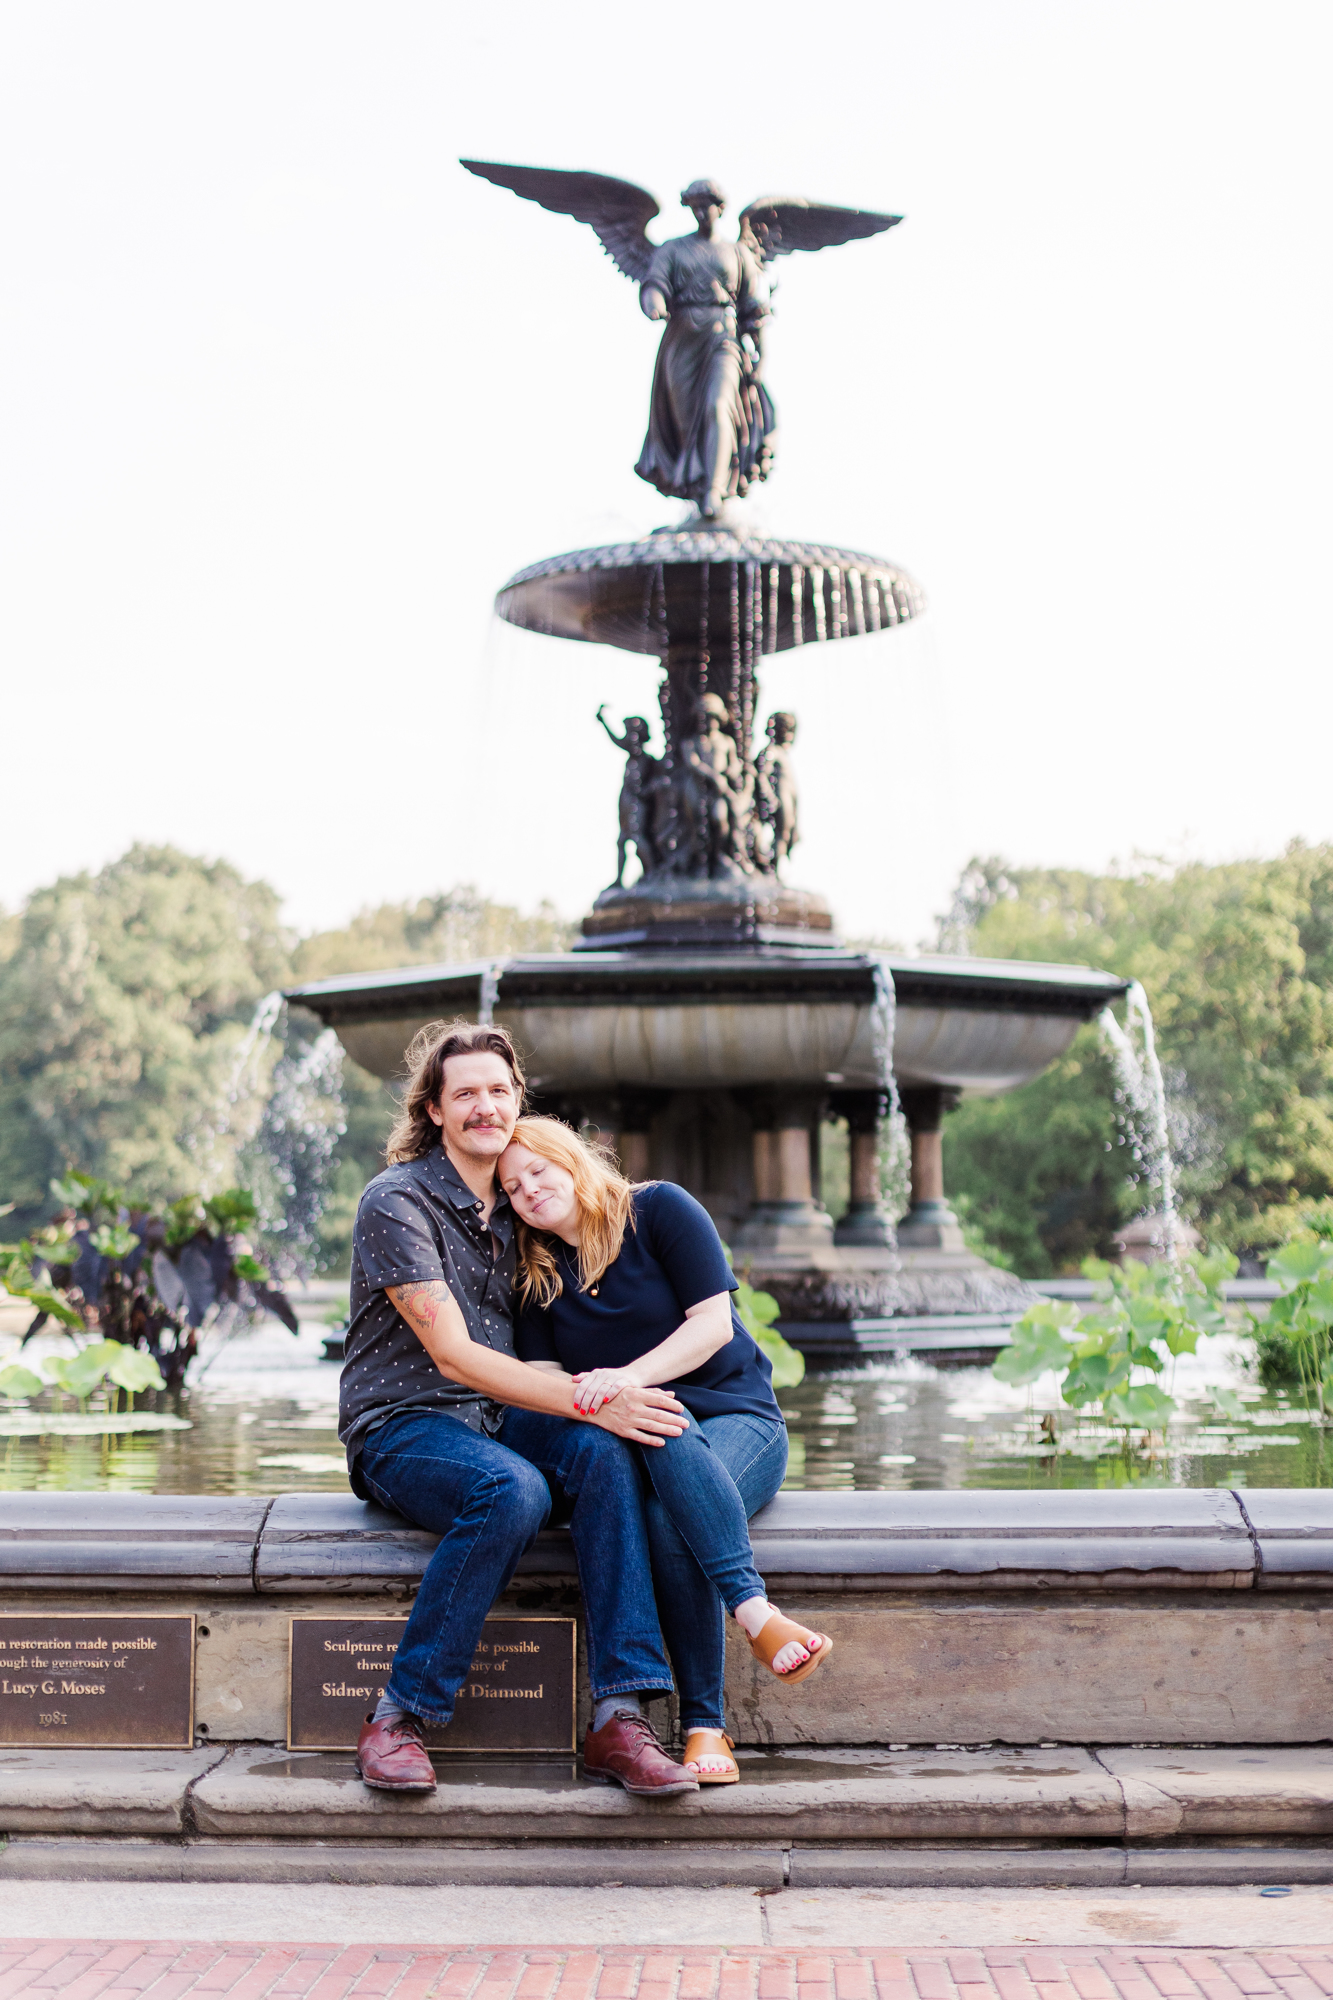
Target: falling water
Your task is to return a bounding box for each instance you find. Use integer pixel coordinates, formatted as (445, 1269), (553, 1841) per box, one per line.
(190, 988), (348, 1278)
(190, 989), (285, 1196)
(226, 990), (285, 1113)
(240, 1027), (347, 1279)
(869, 957), (910, 1224)
(477, 962), (504, 1026)
(1098, 980), (1180, 1261)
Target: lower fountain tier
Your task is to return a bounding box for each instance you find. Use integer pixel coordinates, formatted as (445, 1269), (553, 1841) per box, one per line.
(287, 948), (1127, 1096)
(288, 949), (1127, 1337)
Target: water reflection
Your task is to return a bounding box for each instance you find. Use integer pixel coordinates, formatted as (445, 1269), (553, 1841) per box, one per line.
(774, 1337), (1331, 1489)
(0, 1319), (1324, 1493)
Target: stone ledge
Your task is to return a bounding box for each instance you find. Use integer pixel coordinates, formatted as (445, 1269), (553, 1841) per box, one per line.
(0, 1836), (1330, 1887)
(0, 1747), (226, 1833)
(1096, 1747), (1333, 1838)
(8, 1490), (1333, 1595)
(181, 1745), (1125, 1845)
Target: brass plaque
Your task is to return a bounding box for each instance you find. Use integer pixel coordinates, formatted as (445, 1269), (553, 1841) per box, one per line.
(288, 1615), (575, 1752)
(0, 1615), (194, 1748)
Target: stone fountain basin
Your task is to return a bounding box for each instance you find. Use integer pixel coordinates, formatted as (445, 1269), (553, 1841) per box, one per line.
(287, 951), (1128, 1095)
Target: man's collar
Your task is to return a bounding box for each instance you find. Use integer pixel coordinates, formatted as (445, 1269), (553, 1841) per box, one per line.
(422, 1144), (510, 1217)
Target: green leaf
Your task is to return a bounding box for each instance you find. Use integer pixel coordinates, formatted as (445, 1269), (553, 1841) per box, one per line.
(104, 1346), (166, 1394)
(89, 1223), (139, 1260)
(1303, 1276), (1333, 1327)
(1269, 1239), (1333, 1290)
(164, 1195), (207, 1248)
(203, 1188), (258, 1234)
(49, 1172), (122, 1222)
(1105, 1383), (1177, 1428)
(993, 1314), (1075, 1385)
(1193, 1248), (1239, 1292)
(0, 1364), (45, 1399)
(1163, 1317), (1202, 1356)
(1062, 1352), (1117, 1407)
(1209, 1387), (1248, 1422)
(232, 1253), (271, 1284)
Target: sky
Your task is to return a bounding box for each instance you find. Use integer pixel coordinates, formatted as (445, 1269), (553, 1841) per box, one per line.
(2, 1), (1330, 951)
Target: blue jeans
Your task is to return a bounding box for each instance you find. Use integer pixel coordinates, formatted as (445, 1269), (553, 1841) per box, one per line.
(356, 1408), (674, 1726)
(638, 1410), (789, 1733)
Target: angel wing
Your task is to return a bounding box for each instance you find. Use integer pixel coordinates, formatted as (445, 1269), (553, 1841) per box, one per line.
(739, 197), (902, 265)
(460, 160), (660, 283)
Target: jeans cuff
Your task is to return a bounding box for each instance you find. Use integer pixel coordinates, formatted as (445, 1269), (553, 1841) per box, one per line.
(385, 1682), (454, 1728)
(588, 1678), (674, 1703)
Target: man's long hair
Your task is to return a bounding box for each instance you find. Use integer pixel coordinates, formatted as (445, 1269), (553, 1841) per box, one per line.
(385, 1019), (526, 1164)
(508, 1115), (638, 1307)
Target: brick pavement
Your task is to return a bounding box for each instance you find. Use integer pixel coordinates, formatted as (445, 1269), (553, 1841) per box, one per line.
(0, 1951), (1327, 2000)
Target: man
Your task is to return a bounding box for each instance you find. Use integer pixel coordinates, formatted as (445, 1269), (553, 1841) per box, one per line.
(341, 1018), (696, 1797)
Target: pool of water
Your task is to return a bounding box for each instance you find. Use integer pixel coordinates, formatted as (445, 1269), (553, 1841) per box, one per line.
(0, 1315), (1326, 1494)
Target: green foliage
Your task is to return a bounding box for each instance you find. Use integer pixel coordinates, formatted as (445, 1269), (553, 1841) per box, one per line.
(0, 1362), (44, 1399)
(991, 1252), (1236, 1436)
(1, 1167), (294, 1386)
(940, 845), (1333, 1271)
(1249, 1233), (1333, 1416)
(5, 1340), (166, 1409)
(0, 847), (291, 1223)
(290, 887), (575, 985)
(0, 848), (575, 1276)
(727, 1254), (806, 1389)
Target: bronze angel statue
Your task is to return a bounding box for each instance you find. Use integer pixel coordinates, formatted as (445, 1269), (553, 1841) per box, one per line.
(461, 161), (901, 519)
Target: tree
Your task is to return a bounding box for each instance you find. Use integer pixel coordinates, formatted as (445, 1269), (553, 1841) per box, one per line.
(0, 847), (290, 1229)
(940, 844), (1333, 1272)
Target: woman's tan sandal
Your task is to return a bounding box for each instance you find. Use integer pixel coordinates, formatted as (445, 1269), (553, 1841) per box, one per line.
(748, 1613), (833, 1685)
(683, 1729), (739, 1784)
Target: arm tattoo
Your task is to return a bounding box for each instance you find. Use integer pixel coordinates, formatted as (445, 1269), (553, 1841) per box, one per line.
(388, 1280), (453, 1341)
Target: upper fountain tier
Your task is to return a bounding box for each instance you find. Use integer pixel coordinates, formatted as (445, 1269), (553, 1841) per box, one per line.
(495, 524), (925, 659)
(496, 525), (926, 952)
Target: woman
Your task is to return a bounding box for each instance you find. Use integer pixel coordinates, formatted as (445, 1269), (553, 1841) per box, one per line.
(499, 1116), (831, 1785)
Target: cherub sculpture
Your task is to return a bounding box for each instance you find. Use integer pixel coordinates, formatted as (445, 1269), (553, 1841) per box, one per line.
(595, 706), (664, 885)
(755, 711), (800, 871)
(462, 161), (900, 519)
(672, 693), (753, 880)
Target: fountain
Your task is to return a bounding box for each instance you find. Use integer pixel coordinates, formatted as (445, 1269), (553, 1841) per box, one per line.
(288, 159), (1130, 1359)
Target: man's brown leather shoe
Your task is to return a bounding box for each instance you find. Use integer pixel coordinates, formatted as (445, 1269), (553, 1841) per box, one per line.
(583, 1711), (699, 1796)
(355, 1712), (437, 1792)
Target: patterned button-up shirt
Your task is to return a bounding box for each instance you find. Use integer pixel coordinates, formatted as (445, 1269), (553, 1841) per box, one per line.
(339, 1147), (516, 1483)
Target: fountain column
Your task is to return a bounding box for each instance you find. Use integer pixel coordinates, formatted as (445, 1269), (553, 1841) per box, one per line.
(830, 1089), (896, 1249)
(896, 1085), (965, 1251)
(611, 1089), (665, 1182)
(733, 1088), (834, 1253)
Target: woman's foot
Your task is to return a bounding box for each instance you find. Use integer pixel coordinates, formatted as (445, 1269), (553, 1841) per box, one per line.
(734, 1599), (833, 1683)
(728, 1592), (820, 1672)
(683, 1728), (739, 1783)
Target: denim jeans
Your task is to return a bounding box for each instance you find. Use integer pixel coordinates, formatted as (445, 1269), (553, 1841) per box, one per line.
(356, 1407), (673, 1726)
(638, 1410), (789, 1733)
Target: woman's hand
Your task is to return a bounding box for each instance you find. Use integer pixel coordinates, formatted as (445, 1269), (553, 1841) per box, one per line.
(589, 1383), (686, 1446)
(570, 1364), (645, 1415)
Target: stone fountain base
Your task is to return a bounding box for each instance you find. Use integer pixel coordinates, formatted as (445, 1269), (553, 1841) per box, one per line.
(739, 1243), (1035, 1365)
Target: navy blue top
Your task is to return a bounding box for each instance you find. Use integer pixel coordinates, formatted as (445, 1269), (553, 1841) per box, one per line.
(512, 1181), (782, 1424)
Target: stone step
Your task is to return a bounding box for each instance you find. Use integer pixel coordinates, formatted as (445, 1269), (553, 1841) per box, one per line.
(0, 1838), (1329, 1889)
(4, 1745), (1332, 1846)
